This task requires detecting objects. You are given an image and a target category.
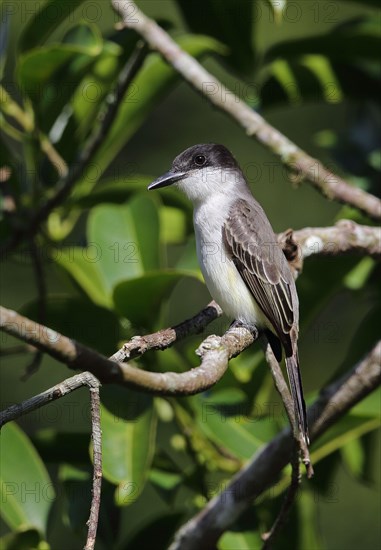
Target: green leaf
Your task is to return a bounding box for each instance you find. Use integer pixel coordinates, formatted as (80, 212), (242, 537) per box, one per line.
(73, 34), (225, 195)
(343, 257), (376, 289)
(18, 0), (88, 52)
(55, 247), (111, 308)
(341, 437), (365, 479)
(311, 413), (381, 465)
(55, 195), (162, 308)
(113, 270), (201, 329)
(69, 176), (192, 216)
(261, 17), (381, 106)
(149, 469), (182, 491)
(175, 236), (201, 273)
(193, 395), (276, 460)
(264, 18), (381, 63)
(219, 530), (263, 550)
(88, 195), (161, 289)
(18, 22), (103, 104)
(100, 389), (157, 506)
(0, 423), (54, 535)
(70, 176), (152, 208)
(297, 490), (325, 550)
(159, 206), (187, 244)
(297, 256), (359, 328)
(20, 296), (120, 355)
(176, 0), (253, 73)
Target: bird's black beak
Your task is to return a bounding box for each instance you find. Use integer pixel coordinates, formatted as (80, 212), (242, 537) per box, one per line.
(148, 170), (186, 190)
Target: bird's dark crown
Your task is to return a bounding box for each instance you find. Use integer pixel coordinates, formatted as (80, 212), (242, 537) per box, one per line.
(172, 143), (239, 173)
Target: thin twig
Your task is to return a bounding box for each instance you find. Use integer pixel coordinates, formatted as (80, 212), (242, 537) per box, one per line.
(0, 370), (103, 550)
(112, 0), (381, 221)
(0, 371), (97, 427)
(168, 341), (381, 550)
(110, 300), (222, 362)
(84, 375), (102, 550)
(0, 42), (148, 257)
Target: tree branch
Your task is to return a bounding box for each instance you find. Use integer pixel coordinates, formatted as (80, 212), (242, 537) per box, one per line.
(112, 0), (381, 221)
(0, 371), (103, 550)
(0, 371), (97, 428)
(110, 300), (222, 362)
(279, 220), (381, 260)
(168, 341), (381, 550)
(0, 302), (248, 398)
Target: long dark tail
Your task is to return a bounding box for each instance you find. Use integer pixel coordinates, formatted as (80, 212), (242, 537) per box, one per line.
(285, 353), (309, 445)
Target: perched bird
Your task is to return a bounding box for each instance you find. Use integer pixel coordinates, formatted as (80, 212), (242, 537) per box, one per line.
(148, 144), (308, 444)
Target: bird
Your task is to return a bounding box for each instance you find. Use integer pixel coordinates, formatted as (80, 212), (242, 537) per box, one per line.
(148, 143), (308, 444)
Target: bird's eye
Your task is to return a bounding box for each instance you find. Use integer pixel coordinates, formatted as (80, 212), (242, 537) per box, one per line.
(194, 155), (206, 166)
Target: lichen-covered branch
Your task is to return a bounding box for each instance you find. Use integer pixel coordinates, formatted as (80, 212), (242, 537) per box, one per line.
(0, 372), (98, 427)
(112, 0), (381, 220)
(110, 300), (222, 362)
(279, 220), (381, 260)
(0, 303), (249, 397)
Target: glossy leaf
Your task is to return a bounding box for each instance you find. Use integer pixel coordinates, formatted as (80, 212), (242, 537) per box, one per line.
(88, 195), (161, 289)
(311, 413), (380, 465)
(18, 0), (88, 52)
(0, 423), (54, 535)
(20, 296), (120, 355)
(219, 530), (263, 550)
(55, 247), (111, 308)
(159, 206), (187, 244)
(264, 18), (381, 63)
(17, 22), (102, 104)
(261, 17), (381, 106)
(341, 437), (365, 479)
(70, 176), (192, 216)
(113, 270), (201, 329)
(100, 389), (157, 506)
(55, 195), (162, 309)
(193, 395), (276, 460)
(297, 490), (325, 550)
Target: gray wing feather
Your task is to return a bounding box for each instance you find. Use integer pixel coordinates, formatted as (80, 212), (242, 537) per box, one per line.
(223, 198), (308, 443)
(223, 198), (297, 354)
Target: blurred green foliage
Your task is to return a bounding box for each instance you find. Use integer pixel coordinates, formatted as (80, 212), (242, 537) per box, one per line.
(0, 1), (380, 549)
